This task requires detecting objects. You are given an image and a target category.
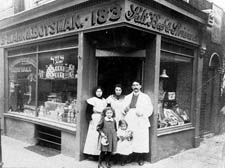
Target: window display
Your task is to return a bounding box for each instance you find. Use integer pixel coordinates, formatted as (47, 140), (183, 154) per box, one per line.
(38, 50), (78, 123)
(7, 37), (78, 125)
(8, 55), (37, 115)
(158, 60), (192, 129)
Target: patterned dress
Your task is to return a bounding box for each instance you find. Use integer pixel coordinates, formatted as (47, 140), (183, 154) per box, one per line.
(83, 97), (107, 155)
(97, 117), (117, 153)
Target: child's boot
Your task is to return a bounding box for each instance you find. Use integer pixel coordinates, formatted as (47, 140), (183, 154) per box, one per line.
(98, 152), (105, 168)
(106, 153), (112, 168)
(120, 155), (126, 166)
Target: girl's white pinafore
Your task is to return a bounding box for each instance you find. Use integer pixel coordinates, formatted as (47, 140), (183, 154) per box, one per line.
(116, 128), (133, 155)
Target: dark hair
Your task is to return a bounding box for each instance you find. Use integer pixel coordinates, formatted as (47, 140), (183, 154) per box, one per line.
(102, 107), (115, 118)
(92, 86), (104, 97)
(132, 80), (142, 85)
(118, 119), (128, 128)
(114, 84), (122, 89)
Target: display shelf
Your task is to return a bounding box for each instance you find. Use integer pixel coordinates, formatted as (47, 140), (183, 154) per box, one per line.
(39, 78), (76, 80)
(4, 112), (76, 134)
(157, 123), (194, 136)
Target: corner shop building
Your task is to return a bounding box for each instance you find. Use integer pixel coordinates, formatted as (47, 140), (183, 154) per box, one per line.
(0, 0), (207, 162)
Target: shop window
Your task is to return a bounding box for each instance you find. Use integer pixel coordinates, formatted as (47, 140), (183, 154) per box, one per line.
(37, 49), (78, 123)
(8, 45), (36, 57)
(39, 36), (78, 52)
(7, 36), (78, 125)
(161, 41), (194, 57)
(158, 51), (193, 129)
(8, 55), (37, 115)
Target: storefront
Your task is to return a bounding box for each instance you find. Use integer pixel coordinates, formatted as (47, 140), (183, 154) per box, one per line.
(0, 0), (207, 162)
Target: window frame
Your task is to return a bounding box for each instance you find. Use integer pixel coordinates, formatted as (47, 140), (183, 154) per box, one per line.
(157, 39), (196, 134)
(6, 36), (78, 125)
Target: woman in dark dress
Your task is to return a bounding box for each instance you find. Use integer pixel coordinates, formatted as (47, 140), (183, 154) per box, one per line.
(97, 107), (117, 168)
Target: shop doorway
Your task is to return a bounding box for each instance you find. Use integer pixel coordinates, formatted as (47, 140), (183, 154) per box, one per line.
(201, 53), (221, 136)
(98, 57), (143, 97)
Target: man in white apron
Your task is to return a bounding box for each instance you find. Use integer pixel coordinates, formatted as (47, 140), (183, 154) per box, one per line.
(123, 81), (153, 166)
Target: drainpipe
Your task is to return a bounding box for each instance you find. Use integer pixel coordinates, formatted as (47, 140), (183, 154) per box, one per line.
(0, 118), (3, 168)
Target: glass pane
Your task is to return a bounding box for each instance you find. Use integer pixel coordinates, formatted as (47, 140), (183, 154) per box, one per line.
(39, 36), (78, 51)
(161, 41), (194, 57)
(38, 49), (78, 124)
(8, 45), (36, 57)
(158, 59), (192, 129)
(8, 55), (37, 116)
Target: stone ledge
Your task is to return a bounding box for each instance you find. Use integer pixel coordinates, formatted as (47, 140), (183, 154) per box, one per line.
(157, 123), (195, 136)
(4, 113), (76, 134)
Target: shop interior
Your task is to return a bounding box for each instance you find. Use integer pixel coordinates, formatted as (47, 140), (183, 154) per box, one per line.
(98, 57), (143, 97)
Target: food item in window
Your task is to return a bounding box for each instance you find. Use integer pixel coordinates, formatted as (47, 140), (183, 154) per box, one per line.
(46, 64), (55, 79)
(55, 63), (65, 79)
(47, 93), (57, 102)
(163, 108), (184, 126)
(173, 104), (190, 123)
(38, 69), (45, 79)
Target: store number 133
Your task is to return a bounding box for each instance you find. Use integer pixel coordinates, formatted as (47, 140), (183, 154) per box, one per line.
(92, 5), (122, 25)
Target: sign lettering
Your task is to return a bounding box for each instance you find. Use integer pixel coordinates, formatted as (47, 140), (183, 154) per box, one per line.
(125, 3), (199, 43)
(0, 2), (199, 46)
(92, 5), (122, 25)
(0, 4), (122, 46)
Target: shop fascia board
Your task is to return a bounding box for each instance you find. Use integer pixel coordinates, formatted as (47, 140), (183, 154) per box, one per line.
(152, 0), (207, 25)
(0, 0), (89, 31)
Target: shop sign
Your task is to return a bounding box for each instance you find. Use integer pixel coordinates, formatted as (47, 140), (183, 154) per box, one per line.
(0, 1), (200, 46)
(125, 2), (199, 44)
(0, 3), (123, 46)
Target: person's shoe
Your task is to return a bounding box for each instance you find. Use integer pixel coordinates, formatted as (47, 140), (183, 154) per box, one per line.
(126, 158), (132, 163)
(138, 160), (145, 166)
(98, 163), (105, 168)
(106, 161), (111, 168)
(120, 161), (125, 166)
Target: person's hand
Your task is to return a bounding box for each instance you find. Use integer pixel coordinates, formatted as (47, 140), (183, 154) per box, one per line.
(136, 111), (143, 117)
(123, 106), (130, 115)
(100, 132), (106, 137)
(122, 111), (127, 116)
(119, 136), (125, 141)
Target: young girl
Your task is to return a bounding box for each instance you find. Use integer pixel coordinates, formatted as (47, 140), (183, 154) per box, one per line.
(97, 107), (117, 168)
(83, 87), (107, 156)
(116, 119), (133, 166)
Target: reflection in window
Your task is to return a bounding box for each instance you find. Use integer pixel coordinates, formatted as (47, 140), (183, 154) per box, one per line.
(8, 55), (37, 116)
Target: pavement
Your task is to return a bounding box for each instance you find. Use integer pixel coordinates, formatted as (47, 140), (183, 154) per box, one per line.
(1, 133), (225, 168)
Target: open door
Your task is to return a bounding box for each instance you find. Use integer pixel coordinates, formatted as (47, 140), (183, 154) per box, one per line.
(98, 57), (143, 97)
